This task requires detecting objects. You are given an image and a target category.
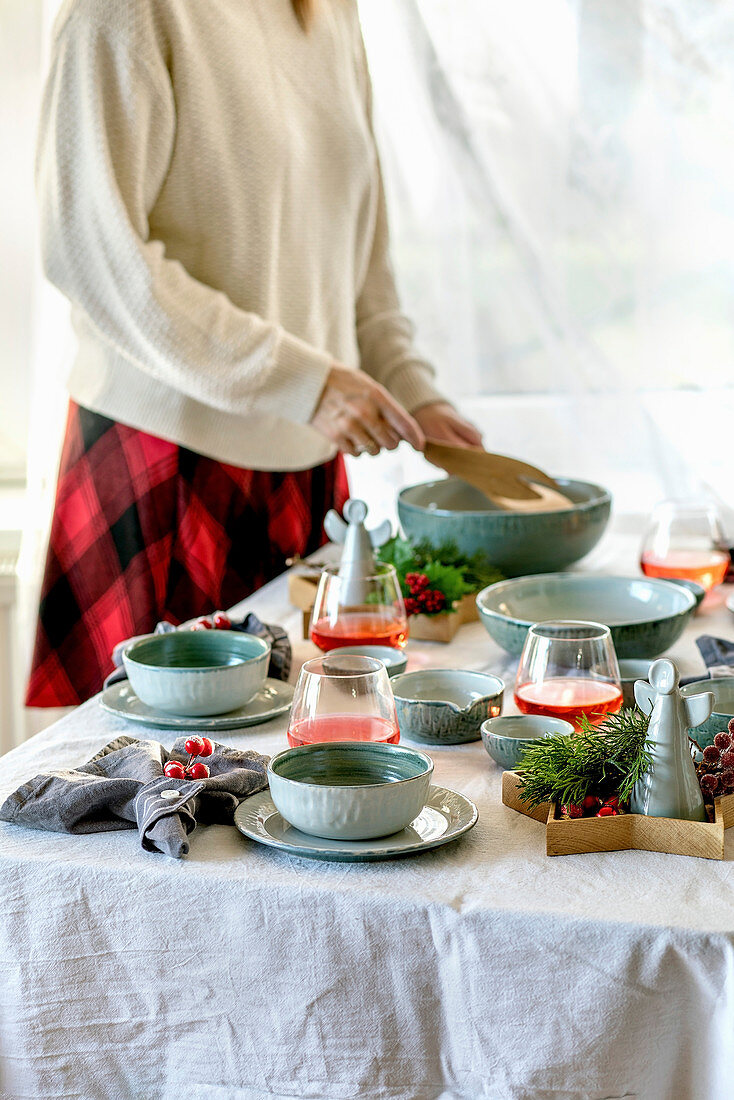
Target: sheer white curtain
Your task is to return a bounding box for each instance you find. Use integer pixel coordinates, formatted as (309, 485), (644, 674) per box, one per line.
(350, 0), (734, 523)
(19, 0), (734, 694)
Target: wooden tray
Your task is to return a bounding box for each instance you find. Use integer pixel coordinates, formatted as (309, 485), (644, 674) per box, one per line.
(502, 771), (734, 860)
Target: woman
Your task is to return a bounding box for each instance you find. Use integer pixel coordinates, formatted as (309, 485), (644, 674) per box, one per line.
(26, 0), (480, 706)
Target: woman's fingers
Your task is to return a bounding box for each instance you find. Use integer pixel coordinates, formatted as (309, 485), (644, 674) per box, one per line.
(310, 364), (425, 454)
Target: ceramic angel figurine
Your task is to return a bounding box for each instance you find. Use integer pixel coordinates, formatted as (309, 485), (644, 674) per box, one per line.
(630, 658), (713, 820)
(323, 499), (391, 605)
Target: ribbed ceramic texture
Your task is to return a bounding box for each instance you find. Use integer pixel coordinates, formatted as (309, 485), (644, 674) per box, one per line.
(267, 742), (434, 841)
(122, 631), (270, 716)
(391, 670), (504, 745)
(681, 678), (734, 748)
(480, 715), (575, 770)
(476, 574), (696, 658)
(397, 477), (611, 576)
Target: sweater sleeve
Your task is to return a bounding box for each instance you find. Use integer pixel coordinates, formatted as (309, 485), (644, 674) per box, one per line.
(353, 34), (446, 414)
(36, 16), (332, 425)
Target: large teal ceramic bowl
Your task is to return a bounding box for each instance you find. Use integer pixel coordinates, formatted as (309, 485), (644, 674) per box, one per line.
(123, 631), (270, 716)
(476, 574), (696, 659)
(397, 477), (611, 576)
(680, 677), (734, 749)
(268, 742), (434, 840)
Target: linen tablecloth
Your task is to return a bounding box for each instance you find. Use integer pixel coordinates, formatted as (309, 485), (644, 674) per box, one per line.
(2, 521), (734, 1100)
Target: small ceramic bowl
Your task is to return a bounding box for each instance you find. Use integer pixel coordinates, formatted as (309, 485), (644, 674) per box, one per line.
(122, 631), (271, 716)
(680, 677), (734, 748)
(617, 659), (653, 708)
(391, 669), (504, 745)
(480, 715), (575, 771)
(267, 741), (434, 841)
(326, 645), (408, 678)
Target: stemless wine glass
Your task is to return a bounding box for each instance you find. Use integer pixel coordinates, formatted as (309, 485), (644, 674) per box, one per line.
(287, 654), (400, 747)
(514, 620), (623, 731)
(640, 499), (730, 591)
(309, 563), (408, 651)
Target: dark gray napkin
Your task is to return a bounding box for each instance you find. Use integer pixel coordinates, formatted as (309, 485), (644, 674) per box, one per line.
(0, 735), (269, 859)
(105, 612), (291, 690)
(694, 635), (734, 679)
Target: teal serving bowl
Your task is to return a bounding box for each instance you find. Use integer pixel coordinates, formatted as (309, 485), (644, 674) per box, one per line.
(680, 677), (734, 749)
(476, 573), (696, 659)
(480, 715), (575, 770)
(397, 477), (611, 576)
(391, 669), (504, 745)
(122, 631), (270, 716)
(267, 742), (434, 840)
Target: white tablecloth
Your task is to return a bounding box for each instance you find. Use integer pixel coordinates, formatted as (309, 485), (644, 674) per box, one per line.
(2, 522), (734, 1100)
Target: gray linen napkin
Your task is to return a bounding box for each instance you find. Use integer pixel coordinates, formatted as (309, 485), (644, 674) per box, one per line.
(0, 735), (269, 859)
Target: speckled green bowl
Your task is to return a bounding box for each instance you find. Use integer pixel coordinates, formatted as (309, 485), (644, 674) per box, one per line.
(476, 573), (696, 659)
(480, 715), (575, 770)
(391, 669), (504, 745)
(123, 630), (270, 716)
(268, 742), (434, 840)
(397, 477), (611, 576)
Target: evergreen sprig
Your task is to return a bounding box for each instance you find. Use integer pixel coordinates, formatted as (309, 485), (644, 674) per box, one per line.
(515, 708), (652, 809)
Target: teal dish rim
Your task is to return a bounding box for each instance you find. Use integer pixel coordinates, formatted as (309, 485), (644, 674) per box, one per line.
(268, 741), (434, 788)
(476, 573), (697, 626)
(398, 477), (612, 518)
(391, 669), (504, 709)
(123, 630), (271, 671)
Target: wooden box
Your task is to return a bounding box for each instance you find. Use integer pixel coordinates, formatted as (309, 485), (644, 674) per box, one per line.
(502, 770), (734, 860)
(408, 593), (478, 644)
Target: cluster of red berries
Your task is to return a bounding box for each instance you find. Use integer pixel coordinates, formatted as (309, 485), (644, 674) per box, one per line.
(192, 612), (232, 631)
(404, 573), (447, 617)
(163, 736), (213, 781)
(696, 721), (734, 800)
(561, 793), (621, 819)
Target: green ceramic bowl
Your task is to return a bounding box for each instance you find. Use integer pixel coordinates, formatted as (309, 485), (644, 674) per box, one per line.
(680, 677), (734, 749)
(476, 573), (696, 659)
(268, 741), (434, 840)
(480, 715), (575, 770)
(123, 630), (270, 716)
(397, 477), (611, 576)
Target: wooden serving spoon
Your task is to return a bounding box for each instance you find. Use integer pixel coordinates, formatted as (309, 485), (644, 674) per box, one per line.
(423, 440), (574, 512)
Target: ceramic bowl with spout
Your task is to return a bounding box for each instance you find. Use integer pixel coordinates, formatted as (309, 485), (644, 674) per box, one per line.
(391, 669), (504, 745)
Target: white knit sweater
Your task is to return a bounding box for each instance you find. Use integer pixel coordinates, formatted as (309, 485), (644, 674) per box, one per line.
(37, 0), (444, 470)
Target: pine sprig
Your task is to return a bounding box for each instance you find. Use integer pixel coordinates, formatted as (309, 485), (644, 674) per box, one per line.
(515, 708), (652, 809)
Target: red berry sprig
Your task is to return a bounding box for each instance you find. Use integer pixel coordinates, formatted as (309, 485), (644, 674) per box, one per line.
(694, 719), (734, 804)
(192, 611), (232, 631)
(403, 573), (447, 617)
(163, 736), (214, 781)
(560, 793), (622, 819)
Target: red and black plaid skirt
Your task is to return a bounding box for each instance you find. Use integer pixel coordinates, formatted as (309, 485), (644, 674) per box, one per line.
(26, 403), (348, 707)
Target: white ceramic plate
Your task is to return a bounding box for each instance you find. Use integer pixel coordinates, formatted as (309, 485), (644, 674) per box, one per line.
(100, 678), (294, 730)
(234, 784), (478, 862)
(726, 592), (734, 616)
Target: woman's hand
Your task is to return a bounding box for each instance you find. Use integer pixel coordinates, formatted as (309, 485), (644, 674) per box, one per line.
(414, 402), (483, 447)
(311, 365), (425, 457)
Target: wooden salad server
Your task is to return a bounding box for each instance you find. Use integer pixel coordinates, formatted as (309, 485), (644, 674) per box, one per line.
(423, 440), (574, 512)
